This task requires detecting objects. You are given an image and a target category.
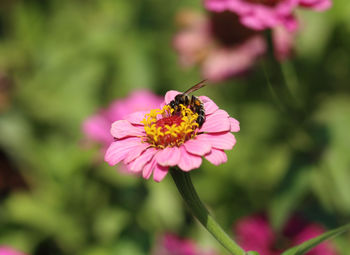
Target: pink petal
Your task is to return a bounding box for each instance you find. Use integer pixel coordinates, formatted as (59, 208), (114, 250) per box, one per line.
(200, 132), (236, 150)
(272, 25), (295, 61)
(110, 120), (144, 139)
(165, 90), (181, 104)
(128, 148), (157, 172)
(123, 143), (149, 164)
(153, 164), (169, 182)
(283, 14), (299, 32)
(205, 148), (227, 166)
(155, 147), (181, 167)
(234, 215), (275, 252)
(104, 137), (141, 166)
(202, 36), (266, 81)
(184, 136), (211, 156)
(159, 102), (166, 109)
(125, 111), (149, 125)
(173, 21), (209, 67)
(142, 156), (157, 179)
(198, 96), (219, 115)
(118, 163), (134, 174)
(240, 15), (267, 31)
(0, 247), (26, 255)
(204, 0), (228, 12)
(83, 114), (113, 145)
(199, 109), (230, 133)
(299, 0), (332, 11)
(123, 90), (163, 112)
(178, 146), (202, 171)
(229, 117), (240, 132)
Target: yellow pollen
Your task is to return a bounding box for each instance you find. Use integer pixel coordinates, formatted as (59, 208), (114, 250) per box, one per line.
(141, 104), (199, 148)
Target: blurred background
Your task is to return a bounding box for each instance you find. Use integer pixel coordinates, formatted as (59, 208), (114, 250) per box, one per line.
(0, 0), (350, 254)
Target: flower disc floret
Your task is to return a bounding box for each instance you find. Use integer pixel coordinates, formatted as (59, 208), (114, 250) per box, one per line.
(142, 105), (199, 148)
(105, 90), (240, 182)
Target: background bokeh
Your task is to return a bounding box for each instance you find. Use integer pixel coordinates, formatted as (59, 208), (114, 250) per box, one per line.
(0, 0), (350, 254)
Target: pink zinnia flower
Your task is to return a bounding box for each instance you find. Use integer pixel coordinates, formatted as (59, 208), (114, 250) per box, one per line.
(173, 10), (266, 82)
(152, 234), (217, 255)
(83, 90), (163, 150)
(204, 0), (332, 31)
(0, 246), (27, 255)
(234, 214), (337, 255)
(105, 89), (240, 182)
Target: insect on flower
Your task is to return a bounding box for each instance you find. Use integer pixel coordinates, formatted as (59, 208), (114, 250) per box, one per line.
(104, 83), (240, 182)
(169, 80), (207, 128)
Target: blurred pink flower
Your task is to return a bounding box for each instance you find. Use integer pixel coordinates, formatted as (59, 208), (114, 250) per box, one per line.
(204, 0), (331, 31)
(234, 214), (337, 255)
(298, 0), (332, 11)
(105, 90), (240, 182)
(204, 0), (299, 31)
(173, 10), (266, 82)
(0, 246), (26, 255)
(152, 234), (217, 255)
(83, 90), (163, 150)
(272, 25), (296, 61)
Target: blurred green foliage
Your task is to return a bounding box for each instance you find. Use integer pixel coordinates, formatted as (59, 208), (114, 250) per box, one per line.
(0, 0), (350, 254)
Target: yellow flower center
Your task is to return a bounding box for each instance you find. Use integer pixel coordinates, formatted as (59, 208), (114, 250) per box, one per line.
(141, 104), (199, 148)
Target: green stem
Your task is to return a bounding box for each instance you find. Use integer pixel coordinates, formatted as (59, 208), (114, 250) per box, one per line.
(280, 61), (299, 101)
(170, 167), (246, 255)
(280, 61), (306, 113)
(261, 61), (288, 114)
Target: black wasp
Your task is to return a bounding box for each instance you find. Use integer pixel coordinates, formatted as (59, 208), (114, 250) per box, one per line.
(169, 80), (207, 128)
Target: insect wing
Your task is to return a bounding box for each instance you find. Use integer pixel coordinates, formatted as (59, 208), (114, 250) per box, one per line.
(183, 79), (207, 95)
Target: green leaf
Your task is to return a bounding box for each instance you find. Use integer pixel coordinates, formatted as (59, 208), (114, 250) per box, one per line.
(282, 223), (350, 255)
